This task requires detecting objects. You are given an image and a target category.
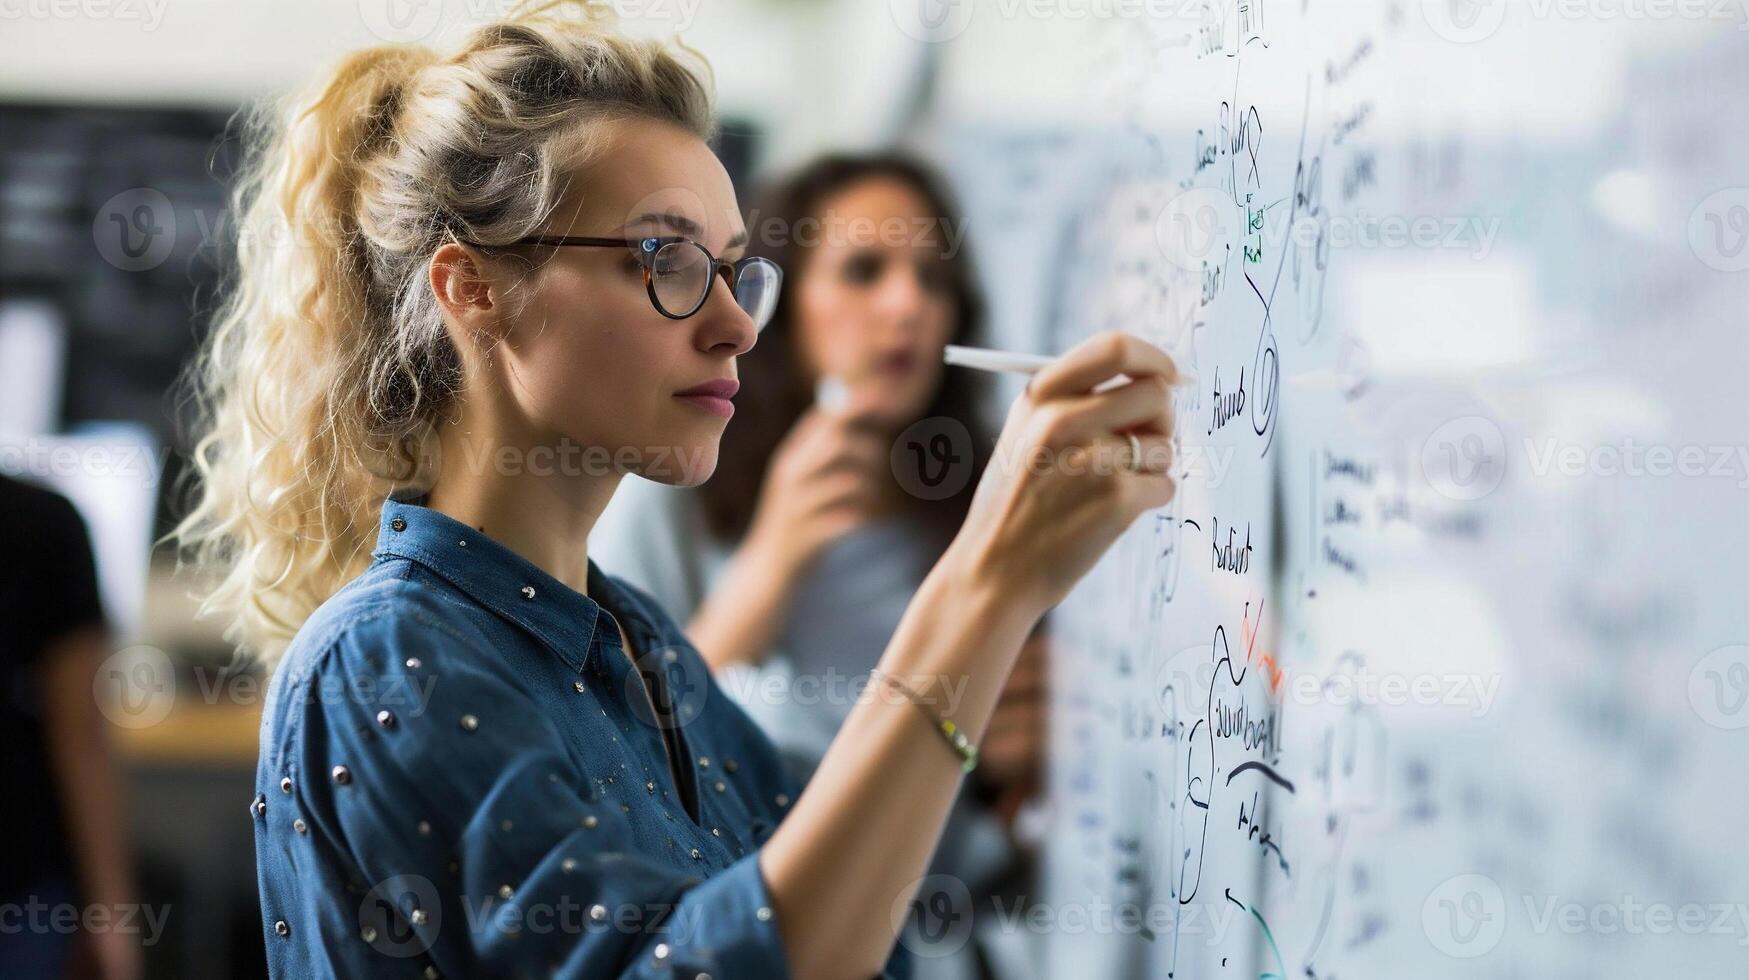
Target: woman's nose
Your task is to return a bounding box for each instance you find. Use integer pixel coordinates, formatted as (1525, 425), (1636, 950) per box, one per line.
(876, 265), (931, 325)
(694, 275), (758, 355)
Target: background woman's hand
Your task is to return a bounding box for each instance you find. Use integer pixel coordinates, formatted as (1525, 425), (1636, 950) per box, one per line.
(743, 381), (892, 582)
(946, 330), (1181, 622)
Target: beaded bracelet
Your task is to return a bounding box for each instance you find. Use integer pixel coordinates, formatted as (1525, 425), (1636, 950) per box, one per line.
(871, 668), (978, 774)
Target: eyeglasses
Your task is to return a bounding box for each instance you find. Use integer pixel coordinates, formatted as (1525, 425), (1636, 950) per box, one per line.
(470, 234), (782, 331)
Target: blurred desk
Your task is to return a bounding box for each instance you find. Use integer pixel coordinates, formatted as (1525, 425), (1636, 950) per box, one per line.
(113, 700), (260, 766)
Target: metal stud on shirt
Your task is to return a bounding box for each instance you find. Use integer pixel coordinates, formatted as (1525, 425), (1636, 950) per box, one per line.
(332, 766), (351, 785)
(589, 904), (607, 922)
(410, 908), (428, 926)
(376, 710), (396, 728)
(274, 920), (289, 936)
(405, 657), (422, 670)
(460, 714), (479, 732)
(520, 585), (536, 600)
(279, 776), (292, 794)
(652, 943), (670, 963)
(251, 794), (267, 818)
(390, 517), (407, 532)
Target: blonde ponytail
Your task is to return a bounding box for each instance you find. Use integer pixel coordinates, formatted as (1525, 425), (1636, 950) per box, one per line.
(170, 1), (716, 666)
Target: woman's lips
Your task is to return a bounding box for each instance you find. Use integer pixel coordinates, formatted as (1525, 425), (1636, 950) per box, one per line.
(674, 393), (735, 417)
(879, 351), (916, 375)
(673, 378), (738, 418)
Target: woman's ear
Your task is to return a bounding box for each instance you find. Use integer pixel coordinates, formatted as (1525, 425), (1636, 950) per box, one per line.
(429, 242), (512, 351)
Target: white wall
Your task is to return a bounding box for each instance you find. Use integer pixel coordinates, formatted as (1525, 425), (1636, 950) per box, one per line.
(0, 0), (935, 172)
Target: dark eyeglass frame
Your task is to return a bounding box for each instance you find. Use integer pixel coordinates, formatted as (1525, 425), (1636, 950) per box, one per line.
(464, 234), (781, 325)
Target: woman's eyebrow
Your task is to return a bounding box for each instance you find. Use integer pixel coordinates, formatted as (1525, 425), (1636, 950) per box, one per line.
(625, 212), (749, 250)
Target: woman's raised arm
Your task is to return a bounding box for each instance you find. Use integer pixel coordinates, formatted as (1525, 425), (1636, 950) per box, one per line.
(760, 330), (1183, 980)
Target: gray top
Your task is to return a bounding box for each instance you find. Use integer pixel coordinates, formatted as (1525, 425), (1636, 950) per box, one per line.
(590, 475), (1016, 893)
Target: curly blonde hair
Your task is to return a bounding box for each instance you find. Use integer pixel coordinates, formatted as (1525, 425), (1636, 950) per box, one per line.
(169, 1), (716, 666)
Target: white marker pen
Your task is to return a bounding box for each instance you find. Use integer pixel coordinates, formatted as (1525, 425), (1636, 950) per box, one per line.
(944, 344), (1196, 391)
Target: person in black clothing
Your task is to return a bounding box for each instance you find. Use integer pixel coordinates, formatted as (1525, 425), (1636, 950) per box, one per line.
(0, 474), (141, 980)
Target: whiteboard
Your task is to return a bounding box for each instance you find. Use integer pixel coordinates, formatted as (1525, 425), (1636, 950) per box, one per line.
(922, 3), (1749, 976)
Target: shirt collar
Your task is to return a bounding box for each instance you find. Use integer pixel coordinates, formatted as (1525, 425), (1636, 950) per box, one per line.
(372, 494), (644, 675)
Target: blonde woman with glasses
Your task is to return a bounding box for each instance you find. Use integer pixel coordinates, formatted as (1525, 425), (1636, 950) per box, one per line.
(173, 5), (1180, 978)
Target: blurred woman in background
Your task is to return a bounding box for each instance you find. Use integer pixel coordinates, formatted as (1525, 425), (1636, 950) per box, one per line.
(592, 154), (1048, 974)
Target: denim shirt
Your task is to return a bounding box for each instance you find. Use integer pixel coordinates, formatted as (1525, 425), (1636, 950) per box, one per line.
(253, 495), (911, 979)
